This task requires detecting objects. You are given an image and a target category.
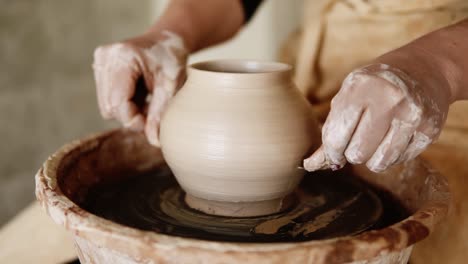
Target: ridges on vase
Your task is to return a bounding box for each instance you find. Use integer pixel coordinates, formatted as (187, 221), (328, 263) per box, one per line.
(159, 60), (320, 217)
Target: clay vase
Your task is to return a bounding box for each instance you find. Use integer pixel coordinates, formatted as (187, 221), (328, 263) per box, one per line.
(159, 60), (320, 217)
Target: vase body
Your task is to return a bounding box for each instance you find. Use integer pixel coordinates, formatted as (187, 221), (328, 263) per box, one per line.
(160, 60), (320, 216)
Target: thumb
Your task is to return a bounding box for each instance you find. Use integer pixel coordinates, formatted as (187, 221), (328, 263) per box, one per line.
(303, 146), (332, 172)
(145, 73), (178, 147)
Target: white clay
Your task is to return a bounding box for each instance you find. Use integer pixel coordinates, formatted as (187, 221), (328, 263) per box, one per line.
(160, 60), (320, 216)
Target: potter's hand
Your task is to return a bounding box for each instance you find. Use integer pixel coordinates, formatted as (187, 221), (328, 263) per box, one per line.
(304, 63), (450, 173)
(93, 31), (188, 146)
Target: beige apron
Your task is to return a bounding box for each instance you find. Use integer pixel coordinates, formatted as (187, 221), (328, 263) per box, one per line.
(280, 1), (468, 263)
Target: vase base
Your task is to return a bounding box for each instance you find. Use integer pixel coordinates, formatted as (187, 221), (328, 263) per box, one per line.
(184, 194), (295, 217)
(81, 165), (396, 243)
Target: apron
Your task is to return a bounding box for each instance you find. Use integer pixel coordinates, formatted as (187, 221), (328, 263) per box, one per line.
(279, 1), (468, 263)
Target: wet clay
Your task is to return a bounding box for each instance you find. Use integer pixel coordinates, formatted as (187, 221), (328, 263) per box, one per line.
(159, 60), (320, 215)
(80, 165), (408, 243)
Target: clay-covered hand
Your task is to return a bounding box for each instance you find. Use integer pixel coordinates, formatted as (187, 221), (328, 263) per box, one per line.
(304, 63), (450, 173)
(93, 31), (188, 146)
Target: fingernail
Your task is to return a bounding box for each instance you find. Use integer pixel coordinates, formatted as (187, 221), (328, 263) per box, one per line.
(147, 134), (160, 147)
(369, 166), (385, 173)
(146, 126), (160, 146)
(110, 90), (123, 108)
(118, 104), (133, 123)
(145, 121), (161, 147)
(125, 115), (145, 132)
(366, 157), (387, 173)
(327, 153), (346, 168)
(330, 164), (343, 171)
(100, 109), (113, 119)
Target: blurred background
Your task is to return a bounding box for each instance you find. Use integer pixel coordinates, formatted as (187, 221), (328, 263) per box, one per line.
(0, 0), (303, 226)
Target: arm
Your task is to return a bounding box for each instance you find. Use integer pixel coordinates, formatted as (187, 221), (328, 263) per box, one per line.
(93, 0), (246, 146)
(144, 0), (245, 52)
(376, 19), (468, 102)
(304, 18), (468, 172)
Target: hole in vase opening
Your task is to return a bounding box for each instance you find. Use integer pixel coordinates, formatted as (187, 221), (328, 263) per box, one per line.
(191, 60), (291, 74)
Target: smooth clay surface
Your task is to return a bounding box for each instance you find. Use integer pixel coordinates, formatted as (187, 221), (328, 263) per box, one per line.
(160, 60), (320, 216)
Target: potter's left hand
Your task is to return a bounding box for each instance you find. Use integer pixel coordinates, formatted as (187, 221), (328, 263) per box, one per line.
(303, 62), (452, 173)
(92, 0), (246, 147)
(93, 31), (188, 146)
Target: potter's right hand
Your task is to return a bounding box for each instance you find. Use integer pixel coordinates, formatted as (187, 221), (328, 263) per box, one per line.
(93, 31), (188, 146)
(304, 63), (451, 173)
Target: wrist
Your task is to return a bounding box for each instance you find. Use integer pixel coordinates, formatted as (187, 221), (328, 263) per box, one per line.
(409, 45), (463, 104)
(146, 0), (243, 53)
(375, 47), (455, 105)
(145, 1), (199, 52)
(378, 20), (468, 103)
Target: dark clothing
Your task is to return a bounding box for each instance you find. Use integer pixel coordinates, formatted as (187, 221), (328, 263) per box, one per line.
(240, 0), (263, 23)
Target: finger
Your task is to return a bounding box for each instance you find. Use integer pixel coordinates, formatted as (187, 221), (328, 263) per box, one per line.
(396, 131), (431, 163)
(103, 66), (139, 118)
(366, 119), (417, 172)
(93, 47), (112, 118)
(116, 102), (145, 131)
(344, 108), (392, 164)
(94, 69), (110, 118)
(322, 103), (364, 168)
(95, 64), (135, 119)
(145, 74), (178, 147)
(304, 146), (330, 171)
(94, 44), (143, 121)
(396, 118), (440, 163)
(95, 55), (148, 130)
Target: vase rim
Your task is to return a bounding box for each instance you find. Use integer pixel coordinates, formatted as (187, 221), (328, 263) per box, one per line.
(189, 60), (292, 75)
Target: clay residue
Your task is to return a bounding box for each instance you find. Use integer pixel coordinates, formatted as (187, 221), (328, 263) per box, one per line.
(291, 193), (361, 237)
(78, 162), (389, 243)
(253, 195), (326, 235)
(253, 207), (310, 235)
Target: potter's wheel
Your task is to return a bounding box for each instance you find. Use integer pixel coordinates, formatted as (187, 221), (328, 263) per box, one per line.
(81, 166), (403, 243)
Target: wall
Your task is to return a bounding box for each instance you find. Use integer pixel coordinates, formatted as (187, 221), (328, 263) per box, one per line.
(0, 0), (153, 224)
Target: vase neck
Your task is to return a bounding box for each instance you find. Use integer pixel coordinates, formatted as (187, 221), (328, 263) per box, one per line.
(187, 60), (292, 88)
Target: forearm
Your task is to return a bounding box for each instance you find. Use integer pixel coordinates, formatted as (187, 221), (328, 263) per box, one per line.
(376, 18), (468, 103)
(145, 0), (245, 52)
